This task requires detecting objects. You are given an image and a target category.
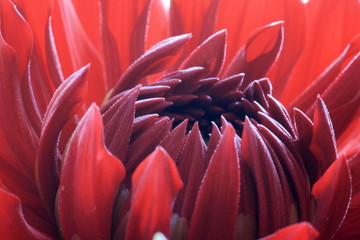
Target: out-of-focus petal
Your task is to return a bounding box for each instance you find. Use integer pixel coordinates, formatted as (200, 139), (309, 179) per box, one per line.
(311, 155), (351, 240)
(125, 147), (183, 240)
(223, 22), (283, 90)
(187, 124), (239, 240)
(160, 119), (188, 161)
(53, 0), (106, 105)
(12, 0), (62, 113)
(0, 0), (32, 79)
(289, 35), (360, 113)
(181, 30), (226, 78)
(282, 0), (360, 104)
(112, 34), (192, 94)
(36, 65), (88, 216)
(0, 189), (53, 240)
(334, 151), (360, 240)
(260, 222), (319, 240)
(101, 0), (150, 70)
(58, 104), (125, 240)
(170, 0), (220, 58)
(0, 29), (39, 176)
(338, 111), (360, 158)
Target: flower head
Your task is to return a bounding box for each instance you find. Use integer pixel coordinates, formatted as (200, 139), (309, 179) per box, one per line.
(0, 0), (359, 240)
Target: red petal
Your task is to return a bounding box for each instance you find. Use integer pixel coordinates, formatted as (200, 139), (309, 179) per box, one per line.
(311, 155), (351, 240)
(242, 118), (287, 237)
(174, 123), (206, 220)
(0, 29), (39, 176)
(260, 222), (319, 240)
(100, 0), (150, 70)
(170, 0), (220, 60)
(12, 0), (61, 113)
(125, 147), (183, 240)
(53, 0), (106, 105)
(36, 65), (88, 216)
(0, 189), (53, 240)
(160, 119), (188, 161)
(180, 30), (226, 78)
(103, 86), (139, 161)
(58, 104), (125, 240)
(334, 151), (360, 239)
(113, 34), (191, 94)
(0, 0), (32, 80)
(282, 0), (360, 104)
(187, 124), (239, 240)
(289, 35), (360, 112)
(223, 22), (283, 89)
(125, 117), (172, 172)
(309, 97), (337, 175)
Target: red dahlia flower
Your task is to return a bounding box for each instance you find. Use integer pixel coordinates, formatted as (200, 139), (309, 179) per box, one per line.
(0, 0), (359, 239)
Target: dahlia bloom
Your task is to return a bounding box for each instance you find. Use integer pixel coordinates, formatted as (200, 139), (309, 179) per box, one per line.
(0, 0), (359, 239)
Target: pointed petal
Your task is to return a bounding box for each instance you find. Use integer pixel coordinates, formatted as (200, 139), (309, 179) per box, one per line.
(311, 155), (351, 240)
(309, 97), (337, 175)
(187, 125), (240, 240)
(174, 123), (206, 220)
(180, 30), (226, 78)
(103, 86), (139, 161)
(223, 22), (283, 90)
(0, 189), (53, 240)
(125, 147), (183, 240)
(36, 65), (88, 216)
(160, 119), (188, 161)
(58, 104), (125, 240)
(241, 118), (287, 237)
(125, 117), (172, 172)
(113, 34), (192, 94)
(260, 222), (319, 240)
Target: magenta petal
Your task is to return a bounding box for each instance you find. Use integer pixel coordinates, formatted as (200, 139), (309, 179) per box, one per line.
(187, 124), (239, 240)
(58, 104), (125, 240)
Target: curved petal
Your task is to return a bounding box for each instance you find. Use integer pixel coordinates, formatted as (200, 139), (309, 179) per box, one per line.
(58, 104), (125, 240)
(180, 30), (226, 78)
(112, 33), (192, 94)
(260, 222), (319, 240)
(223, 22), (283, 90)
(125, 147), (183, 240)
(0, 189), (53, 240)
(36, 65), (88, 216)
(311, 155), (351, 240)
